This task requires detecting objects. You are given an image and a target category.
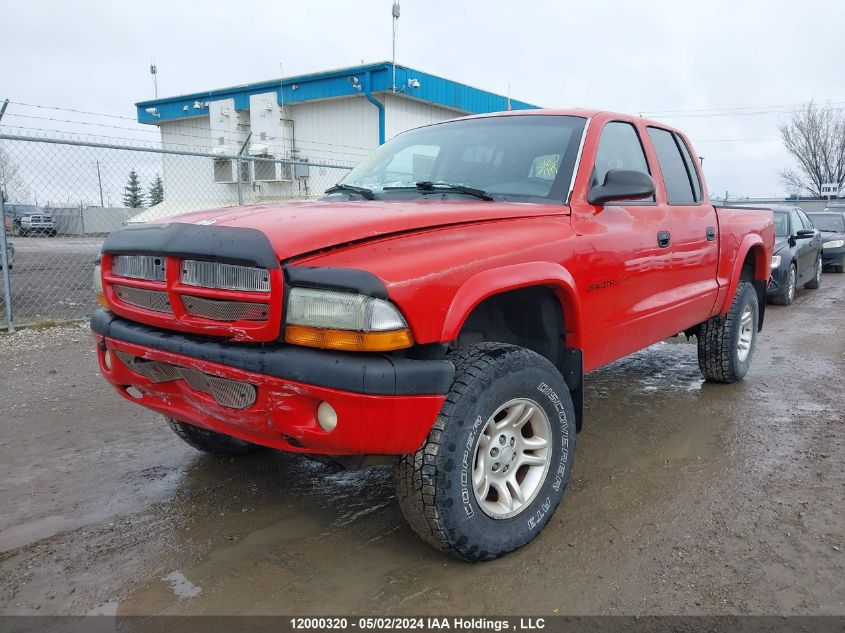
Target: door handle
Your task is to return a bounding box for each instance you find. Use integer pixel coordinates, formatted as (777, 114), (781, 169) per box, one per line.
(706, 227), (716, 241)
(657, 231), (671, 248)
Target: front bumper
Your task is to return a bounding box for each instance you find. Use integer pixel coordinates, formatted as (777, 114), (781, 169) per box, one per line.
(766, 259), (789, 296)
(822, 247), (845, 268)
(91, 310), (453, 455)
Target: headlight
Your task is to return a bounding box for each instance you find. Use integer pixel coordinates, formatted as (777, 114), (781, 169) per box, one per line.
(284, 287), (412, 351)
(823, 239), (845, 248)
(771, 255), (781, 269)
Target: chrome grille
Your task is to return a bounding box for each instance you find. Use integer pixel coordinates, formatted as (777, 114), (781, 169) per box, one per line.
(112, 255), (166, 281)
(181, 260), (270, 292)
(113, 285), (172, 313)
(114, 351), (257, 409)
(181, 295), (269, 321)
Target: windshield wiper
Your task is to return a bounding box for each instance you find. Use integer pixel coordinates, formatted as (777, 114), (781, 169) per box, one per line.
(324, 184), (377, 200)
(384, 181), (494, 201)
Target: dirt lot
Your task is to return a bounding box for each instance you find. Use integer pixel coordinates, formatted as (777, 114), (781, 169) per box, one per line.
(0, 275), (843, 616)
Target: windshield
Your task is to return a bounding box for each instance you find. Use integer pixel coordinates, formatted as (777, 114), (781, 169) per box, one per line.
(808, 213), (845, 232)
(773, 211), (790, 237)
(337, 115), (587, 202)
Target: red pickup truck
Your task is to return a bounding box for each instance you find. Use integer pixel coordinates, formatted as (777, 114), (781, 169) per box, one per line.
(92, 109), (774, 561)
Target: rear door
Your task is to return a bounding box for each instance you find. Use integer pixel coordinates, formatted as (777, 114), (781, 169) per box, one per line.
(646, 126), (719, 324)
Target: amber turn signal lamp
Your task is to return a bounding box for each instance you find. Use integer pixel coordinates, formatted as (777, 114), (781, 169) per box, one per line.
(285, 325), (413, 352)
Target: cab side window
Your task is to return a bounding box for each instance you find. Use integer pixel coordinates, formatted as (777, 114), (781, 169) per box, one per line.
(647, 127), (699, 204)
(593, 122), (651, 189)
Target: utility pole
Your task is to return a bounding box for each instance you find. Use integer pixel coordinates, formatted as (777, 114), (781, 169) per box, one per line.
(95, 160), (104, 207)
(391, 2), (400, 92)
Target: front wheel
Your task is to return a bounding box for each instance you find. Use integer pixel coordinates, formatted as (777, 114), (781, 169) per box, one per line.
(165, 417), (263, 456)
(396, 343), (576, 562)
(697, 281), (759, 383)
(772, 263), (797, 306)
(804, 254), (822, 289)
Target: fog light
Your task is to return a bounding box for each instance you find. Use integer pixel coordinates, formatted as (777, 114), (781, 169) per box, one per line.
(317, 401), (338, 432)
(103, 350), (112, 370)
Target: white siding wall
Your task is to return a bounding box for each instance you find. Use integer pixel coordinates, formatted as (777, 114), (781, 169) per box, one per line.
(287, 96), (378, 166)
(158, 117), (235, 211)
(383, 93), (462, 141)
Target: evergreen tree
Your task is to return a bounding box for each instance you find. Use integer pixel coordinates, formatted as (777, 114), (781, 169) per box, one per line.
(122, 170), (145, 208)
(148, 174), (164, 206)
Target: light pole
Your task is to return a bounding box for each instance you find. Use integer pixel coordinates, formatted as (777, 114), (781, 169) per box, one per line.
(150, 61), (158, 99)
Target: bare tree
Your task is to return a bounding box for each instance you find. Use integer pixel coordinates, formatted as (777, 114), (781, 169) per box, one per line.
(779, 102), (845, 197)
(0, 145), (32, 202)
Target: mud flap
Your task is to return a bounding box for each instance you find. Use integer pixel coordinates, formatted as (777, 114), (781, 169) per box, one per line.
(753, 279), (767, 331)
(561, 348), (584, 432)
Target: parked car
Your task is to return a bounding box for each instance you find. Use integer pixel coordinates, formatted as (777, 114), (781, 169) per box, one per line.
(3, 204), (56, 237)
(91, 109), (774, 561)
(809, 210), (845, 273)
(0, 240), (14, 269)
(767, 206), (824, 305)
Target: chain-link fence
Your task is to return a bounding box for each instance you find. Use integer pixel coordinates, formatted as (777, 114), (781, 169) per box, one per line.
(0, 133), (353, 330)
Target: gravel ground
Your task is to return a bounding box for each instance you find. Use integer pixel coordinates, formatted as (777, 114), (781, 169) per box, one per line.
(0, 274), (843, 616)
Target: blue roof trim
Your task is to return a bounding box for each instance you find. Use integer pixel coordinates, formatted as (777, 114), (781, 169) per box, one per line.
(136, 62), (538, 125)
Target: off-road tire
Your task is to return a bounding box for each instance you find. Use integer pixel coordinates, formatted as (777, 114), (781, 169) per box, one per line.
(697, 281), (759, 383)
(396, 343), (576, 562)
(165, 417), (262, 456)
(804, 255), (822, 289)
(771, 263), (797, 305)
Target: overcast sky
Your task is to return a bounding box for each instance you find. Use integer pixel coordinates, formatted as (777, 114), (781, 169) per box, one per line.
(3, 0), (844, 199)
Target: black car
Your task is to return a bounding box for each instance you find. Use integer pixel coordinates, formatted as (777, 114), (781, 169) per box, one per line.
(810, 209), (845, 273)
(766, 206), (824, 305)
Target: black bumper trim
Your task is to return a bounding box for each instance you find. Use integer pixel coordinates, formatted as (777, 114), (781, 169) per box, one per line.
(91, 310), (453, 396)
(101, 223), (280, 269)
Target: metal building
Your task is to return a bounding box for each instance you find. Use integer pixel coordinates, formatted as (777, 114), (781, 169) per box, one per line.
(132, 62), (537, 218)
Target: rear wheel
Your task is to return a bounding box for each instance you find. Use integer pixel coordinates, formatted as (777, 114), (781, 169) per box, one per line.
(804, 254), (822, 289)
(165, 417), (263, 456)
(697, 281), (759, 383)
(396, 343), (575, 562)
(772, 263), (797, 306)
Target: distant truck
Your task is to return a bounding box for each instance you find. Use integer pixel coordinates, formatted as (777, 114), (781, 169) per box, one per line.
(91, 109), (775, 561)
(4, 204), (56, 236)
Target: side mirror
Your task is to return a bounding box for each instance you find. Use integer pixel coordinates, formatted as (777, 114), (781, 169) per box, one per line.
(795, 229), (815, 239)
(588, 169), (656, 206)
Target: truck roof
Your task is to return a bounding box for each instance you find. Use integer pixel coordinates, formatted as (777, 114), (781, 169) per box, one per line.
(447, 108), (688, 137)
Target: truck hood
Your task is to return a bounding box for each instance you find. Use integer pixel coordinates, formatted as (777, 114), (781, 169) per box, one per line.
(159, 200), (567, 261)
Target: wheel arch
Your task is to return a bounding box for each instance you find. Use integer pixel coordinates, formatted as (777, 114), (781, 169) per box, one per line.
(440, 262), (585, 430)
(723, 237), (769, 331)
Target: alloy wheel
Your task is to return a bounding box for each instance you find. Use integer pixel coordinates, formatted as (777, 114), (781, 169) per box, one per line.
(472, 398), (552, 519)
